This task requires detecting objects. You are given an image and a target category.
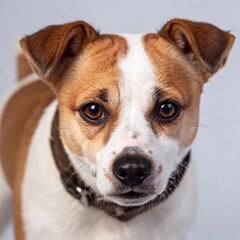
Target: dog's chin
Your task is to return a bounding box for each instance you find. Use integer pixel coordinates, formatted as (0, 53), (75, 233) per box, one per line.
(101, 181), (168, 207)
(105, 192), (157, 207)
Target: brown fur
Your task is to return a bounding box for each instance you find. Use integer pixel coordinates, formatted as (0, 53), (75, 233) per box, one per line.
(143, 20), (234, 146)
(20, 21), (99, 88)
(58, 34), (127, 161)
(159, 19), (235, 81)
(20, 20), (128, 165)
(0, 80), (55, 239)
(1, 19), (234, 239)
(19, 22), (127, 165)
(144, 34), (202, 146)
(17, 53), (33, 80)
(19, 19), (234, 159)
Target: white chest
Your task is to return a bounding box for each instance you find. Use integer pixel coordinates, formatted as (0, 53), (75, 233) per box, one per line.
(22, 102), (196, 240)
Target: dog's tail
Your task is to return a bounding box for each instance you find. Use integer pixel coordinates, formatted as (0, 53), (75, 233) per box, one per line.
(15, 43), (33, 81)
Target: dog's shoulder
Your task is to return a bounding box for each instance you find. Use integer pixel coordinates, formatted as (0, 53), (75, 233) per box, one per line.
(0, 77), (55, 189)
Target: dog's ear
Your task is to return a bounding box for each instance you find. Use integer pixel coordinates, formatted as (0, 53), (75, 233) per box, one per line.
(159, 19), (235, 81)
(20, 21), (98, 88)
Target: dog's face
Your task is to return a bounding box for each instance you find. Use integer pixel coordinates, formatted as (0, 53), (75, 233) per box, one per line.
(57, 34), (203, 206)
(21, 19), (234, 206)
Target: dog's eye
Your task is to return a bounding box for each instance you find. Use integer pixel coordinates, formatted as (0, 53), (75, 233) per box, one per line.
(79, 102), (107, 124)
(156, 100), (181, 123)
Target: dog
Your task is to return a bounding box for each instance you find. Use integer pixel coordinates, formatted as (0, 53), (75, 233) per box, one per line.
(0, 19), (234, 240)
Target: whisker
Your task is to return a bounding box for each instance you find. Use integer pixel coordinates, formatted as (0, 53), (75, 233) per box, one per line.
(137, 204), (145, 213)
(74, 162), (87, 172)
(65, 172), (78, 186)
(57, 127), (70, 130)
(169, 176), (180, 183)
(189, 124), (220, 129)
(178, 163), (187, 169)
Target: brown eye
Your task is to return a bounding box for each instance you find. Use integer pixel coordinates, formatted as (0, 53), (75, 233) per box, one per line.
(79, 102), (107, 124)
(156, 100), (181, 122)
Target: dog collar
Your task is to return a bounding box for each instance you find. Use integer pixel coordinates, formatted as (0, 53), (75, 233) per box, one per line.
(50, 109), (191, 221)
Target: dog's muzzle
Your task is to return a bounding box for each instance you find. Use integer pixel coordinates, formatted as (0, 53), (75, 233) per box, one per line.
(51, 109), (191, 221)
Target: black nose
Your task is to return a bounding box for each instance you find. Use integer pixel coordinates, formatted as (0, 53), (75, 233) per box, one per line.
(113, 155), (151, 188)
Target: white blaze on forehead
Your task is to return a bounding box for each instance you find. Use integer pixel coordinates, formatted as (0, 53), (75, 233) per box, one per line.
(119, 34), (155, 115)
(95, 34), (159, 195)
(116, 34), (156, 138)
(95, 34), (189, 197)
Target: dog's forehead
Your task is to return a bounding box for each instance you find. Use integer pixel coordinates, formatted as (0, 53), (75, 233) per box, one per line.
(117, 34), (156, 108)
(62, 33), (201, 108)
(116, 33), (201, 107)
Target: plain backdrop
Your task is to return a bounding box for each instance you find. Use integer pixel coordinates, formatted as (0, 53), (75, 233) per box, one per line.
(0, 0), (240, 239)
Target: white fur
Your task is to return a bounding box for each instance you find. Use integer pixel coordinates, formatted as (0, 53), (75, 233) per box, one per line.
(22, 102), (196, 240)
(93, 35), (190, 206)
(3, 35), (197, 240)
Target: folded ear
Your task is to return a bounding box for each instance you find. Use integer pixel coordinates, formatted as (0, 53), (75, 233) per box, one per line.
(159, 19), (235, 80)
(20, 21), (98, 87)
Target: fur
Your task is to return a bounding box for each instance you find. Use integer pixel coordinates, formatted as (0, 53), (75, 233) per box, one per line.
(22, 101), (196, 240)
(0, 19), (234, 240)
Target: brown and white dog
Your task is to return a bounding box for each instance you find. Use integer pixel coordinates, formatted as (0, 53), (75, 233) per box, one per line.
(0, 19), (234, 240)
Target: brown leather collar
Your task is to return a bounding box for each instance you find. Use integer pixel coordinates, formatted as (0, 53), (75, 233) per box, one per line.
(50, 109), (191, 221)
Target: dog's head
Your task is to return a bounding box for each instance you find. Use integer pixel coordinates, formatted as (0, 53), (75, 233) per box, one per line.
(21, 19), (234, 206)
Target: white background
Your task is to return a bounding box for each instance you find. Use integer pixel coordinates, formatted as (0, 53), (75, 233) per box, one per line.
(0, 0), (240, 239)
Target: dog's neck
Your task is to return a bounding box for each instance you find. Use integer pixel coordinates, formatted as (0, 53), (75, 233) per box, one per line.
(50, 109), (191, 221)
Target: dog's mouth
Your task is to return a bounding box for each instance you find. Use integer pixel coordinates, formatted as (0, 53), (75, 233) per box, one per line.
(106, 190), (156, 206)
(116, 191), (148, 199)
